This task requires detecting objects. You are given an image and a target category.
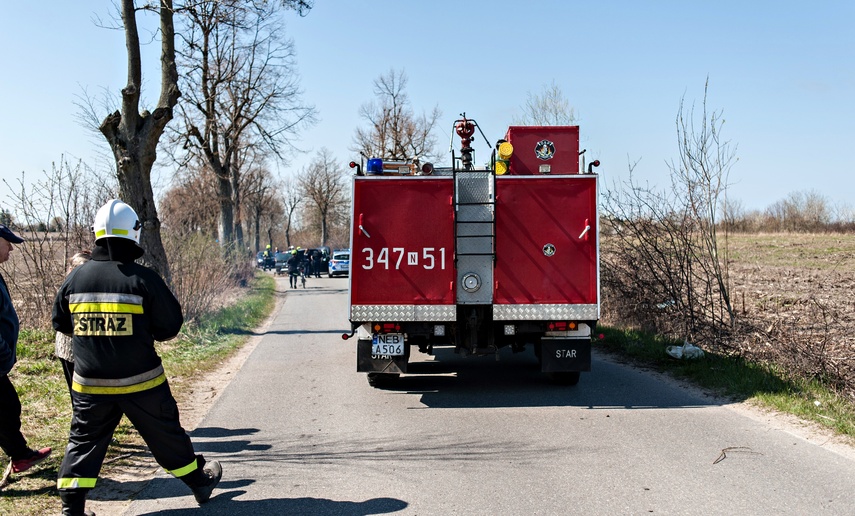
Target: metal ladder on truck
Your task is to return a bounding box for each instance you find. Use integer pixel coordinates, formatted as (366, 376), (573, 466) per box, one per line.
(452, 155), (496, 353)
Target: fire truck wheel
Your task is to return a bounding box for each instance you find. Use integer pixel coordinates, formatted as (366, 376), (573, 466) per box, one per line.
(367, 373), (400, 388)
(545, 371), (581, 386)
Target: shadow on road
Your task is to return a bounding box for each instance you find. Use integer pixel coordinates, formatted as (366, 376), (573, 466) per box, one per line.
(189, 427), (271, 454)
(373, 347), (722, 410)
(135, 490), (408, 515)
(261, 329), (350, 336)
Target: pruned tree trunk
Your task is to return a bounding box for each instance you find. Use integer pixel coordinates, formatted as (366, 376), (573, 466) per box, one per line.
(231, 151), (244, 251)
(100, 0), (180, 281)
(216, 167), (235, 247)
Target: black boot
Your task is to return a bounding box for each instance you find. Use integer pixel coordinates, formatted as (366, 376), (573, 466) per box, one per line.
(60, 489), (95, 516)
(182, 455), (223, 505)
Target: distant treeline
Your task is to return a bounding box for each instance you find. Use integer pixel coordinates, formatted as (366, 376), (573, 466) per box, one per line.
(722, 190), (855, 233)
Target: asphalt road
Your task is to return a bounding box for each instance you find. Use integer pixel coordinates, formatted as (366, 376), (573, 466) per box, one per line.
(123, 277), (855, 515)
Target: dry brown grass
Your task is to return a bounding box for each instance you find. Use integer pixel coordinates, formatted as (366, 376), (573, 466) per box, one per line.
(725, 232), (855, 400)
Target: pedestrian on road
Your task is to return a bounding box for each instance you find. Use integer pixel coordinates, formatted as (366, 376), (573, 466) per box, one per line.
(55, 251), (91, 395)
(312, 250), (322, 278)
(0, 224), (52, 476)
(52, 200), (222, 516)
(287, 249), (301, 288)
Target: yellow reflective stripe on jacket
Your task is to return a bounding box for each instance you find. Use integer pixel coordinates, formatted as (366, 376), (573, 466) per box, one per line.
(58, 477), (97, 489)
(69, 302), (144, 314)
(71, 373), (166, 395)
(167, 458), (198, 478)
(69, 292), (143, 305)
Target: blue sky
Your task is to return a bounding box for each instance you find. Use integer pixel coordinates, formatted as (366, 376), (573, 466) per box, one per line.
(2, 1), (853, 214)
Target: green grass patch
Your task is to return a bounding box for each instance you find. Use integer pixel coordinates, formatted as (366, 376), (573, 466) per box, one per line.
(0, 272), (277, 515)
(597, 325), (855, 439)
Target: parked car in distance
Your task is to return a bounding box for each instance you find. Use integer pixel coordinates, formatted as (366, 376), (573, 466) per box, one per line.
(328, 249), (350, 278)
(256, 251), (265, 268)
(273, 252), (290, 275)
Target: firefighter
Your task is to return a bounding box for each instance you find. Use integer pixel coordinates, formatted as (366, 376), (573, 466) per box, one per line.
(262, 244), (274, 270)
(52, 200), (222, 515)
(286, 249), (301, 288)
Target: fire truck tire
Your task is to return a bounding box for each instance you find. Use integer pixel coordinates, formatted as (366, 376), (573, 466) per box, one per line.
(367, 372), (400, 388)
(545, 371), (581, 386)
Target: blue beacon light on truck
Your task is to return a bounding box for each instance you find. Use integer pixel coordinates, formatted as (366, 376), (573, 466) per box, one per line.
(367, 158), (383, 175)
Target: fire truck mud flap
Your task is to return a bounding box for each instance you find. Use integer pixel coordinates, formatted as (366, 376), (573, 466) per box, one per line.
(539, 338), (591, 372)
(357, 339), (410, 374)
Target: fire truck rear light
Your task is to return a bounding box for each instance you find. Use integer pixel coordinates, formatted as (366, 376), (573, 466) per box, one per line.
(349, 161), (358, 168)
(421, 162), (434, 175)
(504, 324), (515, 336)
(548, 321), (575, 331)
(495, 160), (509, 175)
(373, 324), (381, 332)
(434, 325), (445, 336)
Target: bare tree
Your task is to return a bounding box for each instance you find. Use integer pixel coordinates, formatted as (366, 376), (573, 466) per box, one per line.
(174, 0), (316, 250)
(278, 0), (314, 15)
(281, 177), (303, 248)
(352, 68), (441, 161)
(2, 160), (104, 328)
(99, 0), (180, 280)
(769, 190), (832, 232)
(513, 80), (577, 126)
(669, 79), (737, 328)
(240, 163), (281, 253)
(159, 159), (220, 236)
(298, 148), (348, 246)
(601, 80), (738, 347)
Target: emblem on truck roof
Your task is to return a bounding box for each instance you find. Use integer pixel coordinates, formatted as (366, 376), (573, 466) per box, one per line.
(535, 139), (555, 160)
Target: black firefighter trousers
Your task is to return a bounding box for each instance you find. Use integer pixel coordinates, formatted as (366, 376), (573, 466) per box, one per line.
(0, 373), (30, 460)
(58, 381), (206, 494)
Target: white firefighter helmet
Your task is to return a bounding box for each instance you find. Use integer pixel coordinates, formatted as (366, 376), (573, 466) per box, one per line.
(93, 199), (142, 244)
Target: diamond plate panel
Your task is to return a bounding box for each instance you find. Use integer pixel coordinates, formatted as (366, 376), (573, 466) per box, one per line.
(456, 171), (493, 203)
(456, 255), (493, 304)
(351, 304), (456, 322)
(457, 236), (493, 254)
(456, 222), (492, 237)
(493, 304), (599, 321)
(457, 205), (492, 222)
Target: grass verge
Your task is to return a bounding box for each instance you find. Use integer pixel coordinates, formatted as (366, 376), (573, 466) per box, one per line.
(0, 272), (276, 516)
(597, 326), (855, 439)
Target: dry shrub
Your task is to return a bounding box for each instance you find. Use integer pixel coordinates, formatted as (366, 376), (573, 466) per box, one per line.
(1, 158), (108, 329)
(163, 230), (254, 325)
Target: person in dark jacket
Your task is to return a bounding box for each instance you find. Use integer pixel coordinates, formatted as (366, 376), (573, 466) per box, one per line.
(286, 249), (301, 288)
(52, 200), (222, 516)
(0, 224), (52, 476)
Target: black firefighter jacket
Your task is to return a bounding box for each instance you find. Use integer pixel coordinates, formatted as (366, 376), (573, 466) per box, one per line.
(52, 238), (183, 394)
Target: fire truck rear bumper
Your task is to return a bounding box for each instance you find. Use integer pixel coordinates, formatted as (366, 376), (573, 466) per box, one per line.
(539, 338), (592, 372)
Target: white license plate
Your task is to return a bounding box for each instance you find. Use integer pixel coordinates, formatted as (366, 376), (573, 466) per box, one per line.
(372, 333), (405, 355)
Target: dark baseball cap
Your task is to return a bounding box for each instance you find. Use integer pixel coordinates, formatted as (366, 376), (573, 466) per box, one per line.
(0, 224), (24, 244)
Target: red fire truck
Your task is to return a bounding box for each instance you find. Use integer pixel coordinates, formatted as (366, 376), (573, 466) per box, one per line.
(344, 115), (600, 387)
